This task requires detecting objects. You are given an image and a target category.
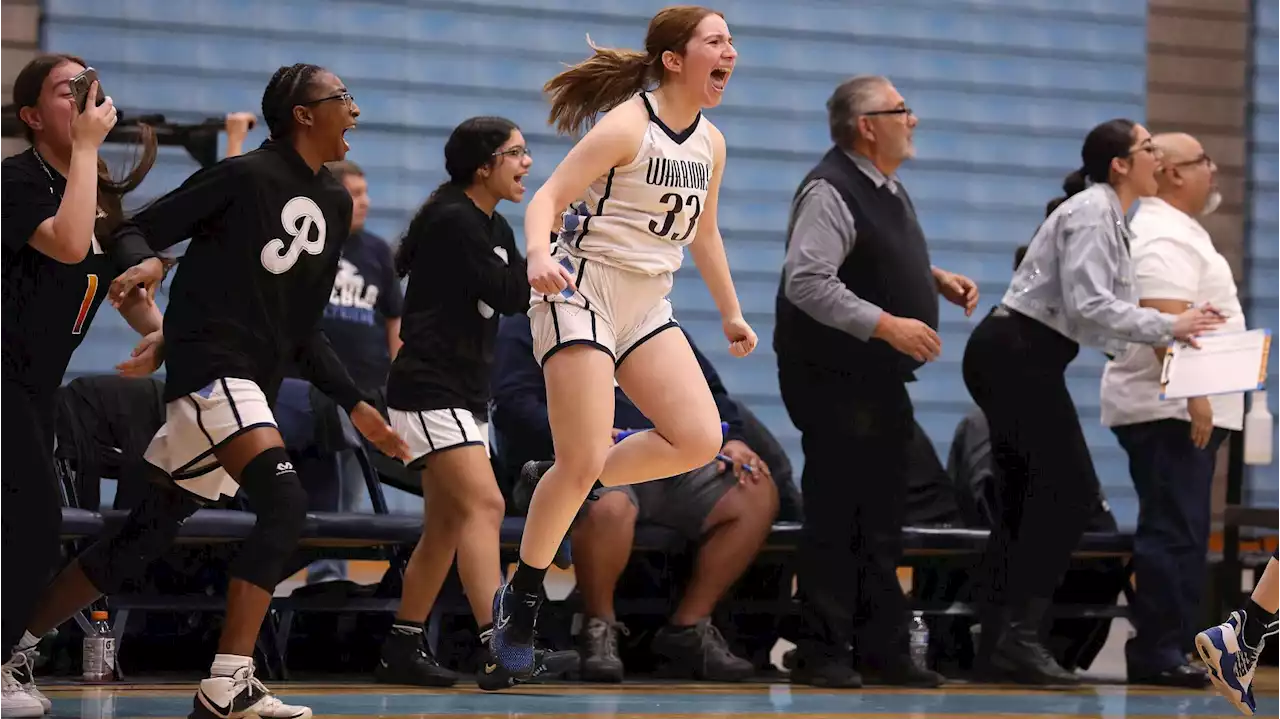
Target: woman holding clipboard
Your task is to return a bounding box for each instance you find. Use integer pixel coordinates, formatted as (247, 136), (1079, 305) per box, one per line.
(961, 119), (1224, 686)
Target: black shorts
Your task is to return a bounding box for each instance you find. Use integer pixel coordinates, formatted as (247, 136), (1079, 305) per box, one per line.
(595, 462), (735, 540)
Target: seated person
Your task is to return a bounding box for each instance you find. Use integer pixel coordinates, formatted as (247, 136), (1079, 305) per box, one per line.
(492, 313), (779, 683)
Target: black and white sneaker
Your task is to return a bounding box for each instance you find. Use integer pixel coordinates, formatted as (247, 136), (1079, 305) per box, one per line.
(189, 663), (310, 719)
(374, 627), (458, 687)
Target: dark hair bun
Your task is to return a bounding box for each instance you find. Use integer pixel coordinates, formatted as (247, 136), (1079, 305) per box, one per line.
(1061, 168), (1088, 198)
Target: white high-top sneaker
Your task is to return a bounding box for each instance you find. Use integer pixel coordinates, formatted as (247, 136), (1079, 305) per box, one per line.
(1, 654), (45, 718)
(10, 648), (51, 713)
(190, 662), (311, 719)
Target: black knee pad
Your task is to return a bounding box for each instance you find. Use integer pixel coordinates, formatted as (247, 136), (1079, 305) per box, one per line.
(229, 447), (308, 591)
(80, 488), (201, 595)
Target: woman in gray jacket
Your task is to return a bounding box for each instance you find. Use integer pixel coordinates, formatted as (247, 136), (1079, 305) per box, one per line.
(960, 118), (1223, 686)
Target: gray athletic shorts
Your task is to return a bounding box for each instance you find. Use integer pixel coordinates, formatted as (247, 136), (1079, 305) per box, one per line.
(595, 461), (735, 539)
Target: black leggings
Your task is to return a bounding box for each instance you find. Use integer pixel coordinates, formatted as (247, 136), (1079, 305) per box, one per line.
(962, 309), (1102, 608)
(1, 381), (63, 658)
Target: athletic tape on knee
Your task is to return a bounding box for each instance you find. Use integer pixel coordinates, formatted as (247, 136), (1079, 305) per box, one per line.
(229, 447), (308, 591)
(80, 489), (200, 594)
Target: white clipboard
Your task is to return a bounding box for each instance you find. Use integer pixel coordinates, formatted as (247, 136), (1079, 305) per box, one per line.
(1159, 329), (1272, 400)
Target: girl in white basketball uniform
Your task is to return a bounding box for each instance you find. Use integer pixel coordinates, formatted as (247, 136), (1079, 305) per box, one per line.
(490, 6), (755, 677)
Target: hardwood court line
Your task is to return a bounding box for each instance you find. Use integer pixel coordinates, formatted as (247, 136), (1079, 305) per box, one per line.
(247, 714), (1208, 719)
(38, 680), (1216, 697)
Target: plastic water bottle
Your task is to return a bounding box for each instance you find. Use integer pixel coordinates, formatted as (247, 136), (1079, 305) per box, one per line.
(79, 686), (116, 719)
(1244, 390), (1274, 465)
(909, 612), (930, 671)
(82, 610), (116, 683)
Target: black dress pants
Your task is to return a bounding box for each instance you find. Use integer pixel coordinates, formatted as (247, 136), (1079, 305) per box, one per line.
(961, 308), (1100, 611)
(780, 360), (913, 663)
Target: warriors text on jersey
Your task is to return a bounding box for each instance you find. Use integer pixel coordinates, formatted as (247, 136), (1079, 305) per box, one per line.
(112, 140), (364, 412)
(556, 91), (716, 277)
(2, 148), (154, 405)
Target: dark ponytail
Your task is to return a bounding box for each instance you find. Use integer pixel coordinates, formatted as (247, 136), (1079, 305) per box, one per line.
(1061, 168), (1088, 198)
(394, 116), (520, 277)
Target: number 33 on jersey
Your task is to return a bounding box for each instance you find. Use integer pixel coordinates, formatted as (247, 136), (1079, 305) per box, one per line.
(557, 92), (714, 278)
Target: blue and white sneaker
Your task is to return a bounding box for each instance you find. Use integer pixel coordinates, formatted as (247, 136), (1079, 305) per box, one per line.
(1195, 611), (1261, 716)
(489, 583), (542, 680)
(477, 627), (581, 692)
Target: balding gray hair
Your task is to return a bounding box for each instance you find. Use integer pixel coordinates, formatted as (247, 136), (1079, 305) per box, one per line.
(826, 75), (892, 148)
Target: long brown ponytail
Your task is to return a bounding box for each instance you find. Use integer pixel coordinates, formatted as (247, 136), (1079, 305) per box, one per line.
(544, 6), (722, 136)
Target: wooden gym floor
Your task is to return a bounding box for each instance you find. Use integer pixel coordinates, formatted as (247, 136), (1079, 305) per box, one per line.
(42, 673), (1279, 718)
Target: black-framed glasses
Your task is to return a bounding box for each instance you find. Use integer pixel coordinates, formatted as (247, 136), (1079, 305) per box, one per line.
(1170, 153), (1214, 168)
(493, 146), (532, 160)
(863, 107), (914, 118)
(303, 92), (354, 107)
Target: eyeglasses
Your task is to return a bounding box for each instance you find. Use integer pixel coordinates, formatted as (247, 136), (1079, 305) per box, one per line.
(1169, 153), (1214, 168)
(1128, 141), (1163, 160)
(863, 107), (914, 118)
(493, 146), (532, 160)
(303, 92), (354, 107)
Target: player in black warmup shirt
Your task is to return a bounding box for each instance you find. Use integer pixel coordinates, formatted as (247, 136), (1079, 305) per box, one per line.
(374, 117), (573, 690)
(1, 54), (165, 718)
(12, 64), (410, 719)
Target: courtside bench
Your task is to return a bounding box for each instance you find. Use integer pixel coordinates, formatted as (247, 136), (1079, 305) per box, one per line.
(54, 411), (1140, 678)
(57, 506), (1138, 678)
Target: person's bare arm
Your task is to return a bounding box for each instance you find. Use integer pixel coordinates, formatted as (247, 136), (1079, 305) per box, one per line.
(224, 112), (256, 158)
(688, 123), (741, 322)
(523, 100), (647, 294)
(1141, 298), (1192, 360)
(386, 316), (402, 360)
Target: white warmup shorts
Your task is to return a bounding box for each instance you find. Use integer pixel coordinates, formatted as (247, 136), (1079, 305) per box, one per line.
(142, 377), (278, 502)
(388, 407), (490, 470)
(530, 251), (678, 367)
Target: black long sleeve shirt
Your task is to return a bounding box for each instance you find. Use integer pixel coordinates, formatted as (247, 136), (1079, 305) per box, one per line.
(2, 149), (155, 407)
(112, 140), (364, 411)
(385, 184), (529, 416)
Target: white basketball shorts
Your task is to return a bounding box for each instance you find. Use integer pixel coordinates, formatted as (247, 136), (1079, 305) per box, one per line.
(529, 250), (678, 367)
(388, 407), (490, 470)
(142, 377), (278, 502)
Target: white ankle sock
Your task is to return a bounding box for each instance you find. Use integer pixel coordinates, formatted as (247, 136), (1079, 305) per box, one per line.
(16, 632), (39, 652)
(210, 654), (252, 678)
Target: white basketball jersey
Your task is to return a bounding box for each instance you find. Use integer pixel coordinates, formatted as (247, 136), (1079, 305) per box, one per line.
(556, 92), (716, 277)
